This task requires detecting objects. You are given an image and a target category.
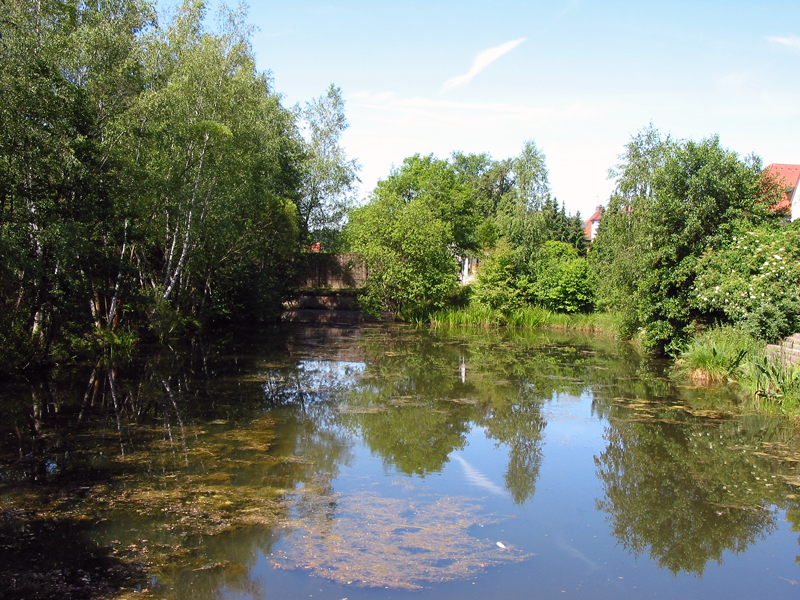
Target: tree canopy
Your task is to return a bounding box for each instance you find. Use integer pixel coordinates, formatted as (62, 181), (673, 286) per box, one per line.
(0, 0), (358, 368)
(345, 144), (589, 318)
(592, 126), (786, 353)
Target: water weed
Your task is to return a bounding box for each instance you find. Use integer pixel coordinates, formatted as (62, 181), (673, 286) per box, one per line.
(741, 354), (800, 414)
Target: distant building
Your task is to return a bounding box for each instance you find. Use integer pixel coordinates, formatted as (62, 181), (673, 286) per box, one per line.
(459, 256), (479, 285)
(583, 206), (603, 242)
(765, 163), (800, 221)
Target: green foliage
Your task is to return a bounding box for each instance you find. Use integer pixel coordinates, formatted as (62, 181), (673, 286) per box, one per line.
(472, 241), (594, 316)
(375, 154), (478, 253)
(348, 142), (592, 324)
(0, 0), (155, 364)
(453, 142), (585, 257)
(471, 244), (531, 313)
(346, 155), (474, 317)
(592, 126), (785, 354)
(300, 84), (361, 242)
(0, 0), (355, 370)
(692, 224), (800, 342)
(133, 1), (304, 322)
(528, 241), (594, 313)
(742, 355), (800, 412)
(428, 304), (507, 327)
(428, 304), (553, 328)
(513, 140), (551, 211)
(505, 306), (552, 328)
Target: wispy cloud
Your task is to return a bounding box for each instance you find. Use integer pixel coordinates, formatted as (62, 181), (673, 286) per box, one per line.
(452, 455), (508, 497)
(351, 92), (595, 122)
(442, 38), (527, 91)
(767, 35), (800, 50)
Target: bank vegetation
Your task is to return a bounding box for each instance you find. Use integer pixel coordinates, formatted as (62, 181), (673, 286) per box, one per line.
(3, 2), (798, 413)
(342, 127), (799, 414)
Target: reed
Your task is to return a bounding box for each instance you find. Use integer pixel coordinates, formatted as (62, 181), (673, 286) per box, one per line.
(428, 305), (506, 327)
(740, 354), (800, 414)
(426, 304), (621, 335)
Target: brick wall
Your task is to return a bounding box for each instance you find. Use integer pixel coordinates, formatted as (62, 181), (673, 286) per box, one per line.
(292, 253), (367, 290)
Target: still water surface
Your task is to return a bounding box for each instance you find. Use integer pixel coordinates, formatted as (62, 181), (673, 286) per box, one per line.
(2, 324), (800, 599)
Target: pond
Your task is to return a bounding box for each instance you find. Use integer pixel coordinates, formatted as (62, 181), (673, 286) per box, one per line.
(2, 324), (800, 599)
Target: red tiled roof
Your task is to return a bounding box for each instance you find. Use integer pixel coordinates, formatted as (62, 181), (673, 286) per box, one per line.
(765, 163), (800, 212)
(584, 206), (603, 240)
(587, 207), (603, 222)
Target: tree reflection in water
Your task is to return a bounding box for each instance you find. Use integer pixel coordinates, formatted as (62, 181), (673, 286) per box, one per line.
(593, 376), (800, 576)
(1, 324), (800, 598)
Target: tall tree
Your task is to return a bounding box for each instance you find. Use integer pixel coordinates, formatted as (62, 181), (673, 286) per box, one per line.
(513, 139), (550, 211)
(593, 127), (785, 353)
(131, 0), (302, 324)
(0, 0), (154, 362)
(299, 84), (360, 246)
(346, 155), (475, 317)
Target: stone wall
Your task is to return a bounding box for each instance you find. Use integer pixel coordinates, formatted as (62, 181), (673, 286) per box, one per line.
(292, 253), (367, 290)
(765, 333), (800, 366)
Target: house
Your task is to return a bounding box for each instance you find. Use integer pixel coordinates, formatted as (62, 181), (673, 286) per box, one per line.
(765, 163), (800, 221)
(583, 206), (603, 242)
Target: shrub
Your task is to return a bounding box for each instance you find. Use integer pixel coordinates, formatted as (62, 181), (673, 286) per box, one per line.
(692, 224), (800, 342)
(470, 245), (531, 313)
(528, 241), (594, 313)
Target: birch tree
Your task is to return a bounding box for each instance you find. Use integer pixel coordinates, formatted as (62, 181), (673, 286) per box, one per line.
(133, 1), (302, 321)
(299, 84), (360, 245)
(0, 0), (153, 361)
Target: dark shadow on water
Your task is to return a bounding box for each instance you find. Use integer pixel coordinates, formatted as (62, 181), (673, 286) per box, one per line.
(0, 508), (144, 600)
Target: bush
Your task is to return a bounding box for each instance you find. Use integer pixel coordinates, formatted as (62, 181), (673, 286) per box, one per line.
(471, 241), (594, 316)
(470, 245), (531, 313)
(592, 128), (786, 354)
(692, 225), (800, 342)
(528, 241), (594, 313)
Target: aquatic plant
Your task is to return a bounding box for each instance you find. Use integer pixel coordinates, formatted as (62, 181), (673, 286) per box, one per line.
(427, 304), (620, 335)
(428, 304), (508, 327)
(742, 354), (800, 414)
(272, 490), (528, 588)
(672, 326), (759, 383)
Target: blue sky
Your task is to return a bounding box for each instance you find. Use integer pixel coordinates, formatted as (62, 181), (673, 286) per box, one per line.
(211, 1), (798, 217)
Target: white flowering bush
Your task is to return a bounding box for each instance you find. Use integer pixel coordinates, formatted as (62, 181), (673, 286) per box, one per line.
(692, 224), (800, 341)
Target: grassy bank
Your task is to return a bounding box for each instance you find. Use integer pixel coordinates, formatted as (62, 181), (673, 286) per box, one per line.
(425, 305), (623, 335)
(672, 326), (800, 416)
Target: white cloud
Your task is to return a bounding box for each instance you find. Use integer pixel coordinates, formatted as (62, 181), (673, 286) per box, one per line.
(351, 92), (595, 121)
(767, 35), (800, 50)
(442, 38), (527, 91)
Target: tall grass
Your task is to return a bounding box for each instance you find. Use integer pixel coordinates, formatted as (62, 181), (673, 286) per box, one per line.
(672, 326), (759, 384)
(671, 325), (800, 416)
(740, 355), (800, 415)
(428, 304), (508, 327)
(426, 303), (621, 334)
